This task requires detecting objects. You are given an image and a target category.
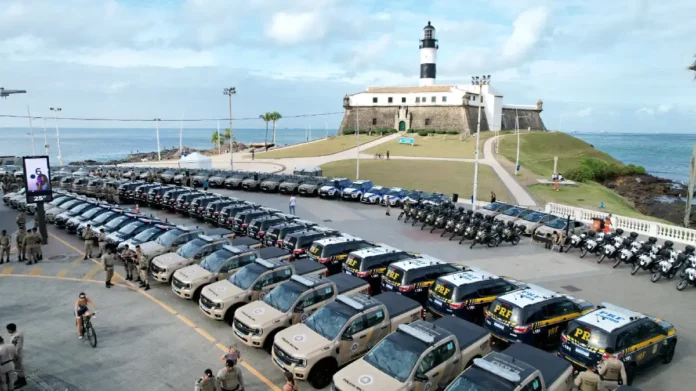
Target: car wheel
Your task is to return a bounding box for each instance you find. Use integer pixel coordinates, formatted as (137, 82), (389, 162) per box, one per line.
(662, 340), (677, 363)
(308, 358), (338, 389)
(626, 363), (637, 385)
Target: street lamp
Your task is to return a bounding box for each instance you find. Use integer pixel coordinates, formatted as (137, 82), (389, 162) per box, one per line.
(471, 75), (491, 209)
(154, 118), (162, 161)
(223, 87), (236, 170)
(356, 108), (360, 180)
(50, 107), (63, 166)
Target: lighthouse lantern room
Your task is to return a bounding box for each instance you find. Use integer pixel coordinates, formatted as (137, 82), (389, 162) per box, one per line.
(419, 21), (438, 86)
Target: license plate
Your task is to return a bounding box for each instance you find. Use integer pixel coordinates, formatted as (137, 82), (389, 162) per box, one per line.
(200, 305), (210, 314)
(173, 287), (180, 293)
(384, 283), (394, 290)
(575, 347), (590, 357)
(234, 328), (246, 340)
(273, 356), (284, 368)
(345, 271), (352, 275)
(434, 299), (443, 306)
(494, 321), (505, 330)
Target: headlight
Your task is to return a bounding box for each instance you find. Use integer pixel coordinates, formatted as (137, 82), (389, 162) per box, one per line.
(215, 303), (224, 309)
(184, 283), (192, 289)
(253, 328), (263, 336)
(298, 359), (307, 368)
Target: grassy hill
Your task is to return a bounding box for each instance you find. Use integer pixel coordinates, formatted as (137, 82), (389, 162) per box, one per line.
(254, 135), (381, 159)
(364, 132), (498, 159)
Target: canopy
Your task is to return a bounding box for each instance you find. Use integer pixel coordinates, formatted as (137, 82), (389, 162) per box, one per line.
(178, 152), (212, 169)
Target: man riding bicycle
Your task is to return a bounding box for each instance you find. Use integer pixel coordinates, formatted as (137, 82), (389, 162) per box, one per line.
(74, 292), (96, 339)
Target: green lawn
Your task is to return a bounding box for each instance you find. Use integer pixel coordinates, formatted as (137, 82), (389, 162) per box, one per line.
(320, 159), (510, 202)
(499, 131), (623, 177)
(254, 135), (382, 159)
(364, 132), (499, 159)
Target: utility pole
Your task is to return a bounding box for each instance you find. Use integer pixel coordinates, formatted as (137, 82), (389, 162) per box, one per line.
(50, 107), (63, 166)
(179, 113), (185, 154)
(515, 110), (520, 175)
(685, 144), (696, 227)
(42, 118), (49, 155)
(154, 118), (162, 161)
(217, 119), (221, 154)
(26, 105), (36, 155)
(223, 87), (236, 170)
(471, 75), (491, 209)
(356, 109), (360, 180)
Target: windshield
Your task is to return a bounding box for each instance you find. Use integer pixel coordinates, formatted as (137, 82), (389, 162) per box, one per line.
(545, 219), (566, 229)
(176, 239), (205, 259)
(263, 281), (304, 312)
(523, 212), (546, 223)
(163, 170), (175, 175)
(69, 203), (89, 213)
(118, 222), (143, 235)
(49, 197), (67, 206)
(105, 216), (128, 229)
(483, 202), (503, 211)
(80, 207), (103, 218)
(233, 173), (246, 179)
(567, 321), (612, 350)
(93, 211), (115, 224)
(133, 227), (161, 242)
(502, 207), (523, 217)
(230, 264), (264, 290)
(156, 229), (183, 247)
(304, 305), (352, 340)
(59, 200), (80, 209)
(406, 191), (421, 198)
(386, 189), (402, 196)
(366, 187), (381, 193)
(447, 369), (516, 391)
(200, 249), (233, 272)
(364, 333), (423, 382)
(489, 299), (524, 325)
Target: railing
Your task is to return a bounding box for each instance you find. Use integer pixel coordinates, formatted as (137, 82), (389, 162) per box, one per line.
(545, 202), (696, 245)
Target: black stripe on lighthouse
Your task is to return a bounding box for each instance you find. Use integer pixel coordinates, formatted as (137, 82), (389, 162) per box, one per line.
(420, 63), (436, 79)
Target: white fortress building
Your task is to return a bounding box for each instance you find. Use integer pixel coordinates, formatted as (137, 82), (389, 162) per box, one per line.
(339, 21), (545, 135)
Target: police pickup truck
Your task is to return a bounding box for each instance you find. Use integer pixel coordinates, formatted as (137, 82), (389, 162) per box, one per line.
(332, 316), (491, 391)
(264, 220), (317, 248)
(151, 231), (234, 283)
(199, 255), (325, 324)
(273, 292), (422, 388)
(139, 225), (204, 265)
(232, 274), (369, 351)
(169, 238), (263, 300)
(445, 343), (574, 391)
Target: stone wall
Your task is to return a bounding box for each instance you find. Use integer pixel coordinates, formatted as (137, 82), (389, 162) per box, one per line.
(338, 107), (400, 134)
(463, 106), (490, 134)
(406, 106), (470, 133)
(501, 108), (546, 131)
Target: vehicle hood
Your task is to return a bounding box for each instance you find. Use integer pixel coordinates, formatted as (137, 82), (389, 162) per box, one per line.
(495, 214), (517, 222)
(117, 238), (137, 250)
(333, 359), (404, 391)
(478, 209), (498, 216)
(174, 264), (212, 283)
(152, 252), (186, 268)
(274, 324), (331, 358)
(534, 226), (559, 236)
(517, 220), (537, 227)
(236, 301), (284, 328)
(210, 176), (225, 182)
(363, 192), (380, 198)
(320, 185), (335, 191)
(298, 184), (315, 189)
(67, 217), (83, 226)
(46, 207), (66, 216)
(141, 241), (166, 256)
(202, 280), (245, 301)
(343, 188), (359, 194)
(261, 180), (278, 185)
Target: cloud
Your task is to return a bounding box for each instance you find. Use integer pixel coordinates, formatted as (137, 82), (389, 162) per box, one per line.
(501, 7), (550, 62)
(635, 107), (654, 117)
(265, 11), (327, 45)
(576, 107), (593, 117)
(105, 82), (130, 94)
(657, 103), (673, 113)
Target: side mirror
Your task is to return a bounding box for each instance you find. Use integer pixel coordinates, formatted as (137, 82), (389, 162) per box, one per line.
(414, 374), (428, 382)
(341, 333), (353, 341)
(294, 306), (304, 313)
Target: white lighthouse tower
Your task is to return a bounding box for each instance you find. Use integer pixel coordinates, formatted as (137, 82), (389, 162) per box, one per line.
(419, 21), (438, 86)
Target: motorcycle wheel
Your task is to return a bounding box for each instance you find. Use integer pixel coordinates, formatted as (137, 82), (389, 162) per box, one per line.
(677, 279), (688, 291)
(612, 257), (622, 269)
(597, 254), (606, 264)
(562, 243), (571, 252)
(580, 248), (589, 258)
(430, 227), (435, 234)
(651, 272), (662, 283)
(440, 231), (446, 237)
(421, 223), (427, 230)
(630, 264), (640, 275)
(487, 238), (499, 248)
(449, 233), (456, 241)
(512, 236), (520, 246)
(470, 241), (476, 249)
(397, 213), (403, 221)
(411, 219), (417, 227)
(403, 216), (409, 223)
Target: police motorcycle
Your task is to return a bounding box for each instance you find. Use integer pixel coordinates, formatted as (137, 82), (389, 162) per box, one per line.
(439, 207), (464, 237)
(676, 250), (696, 291)
(613, 232), (641, 268)
(421, 204), (445, 231)
(651, 243), (693, 283)
(398, 201), (414, 221)
(597, 228), (626, 264)
(458, 216), (483, 244)
(564, 230), (592, 253)
(449, 211), (474, 241)
(630, 237), (662, 275)
(469, 222), (501, 249)
(494, 221), (522, 246)
(403, 202), (423, 224)
(430, 204), (456, 234)
(412, 204), (431, 227)
(580, 231), (608, 258)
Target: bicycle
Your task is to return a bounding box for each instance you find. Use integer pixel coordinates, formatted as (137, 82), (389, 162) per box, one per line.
(81, 313), (98, 348)
(373, 153), (383, 159)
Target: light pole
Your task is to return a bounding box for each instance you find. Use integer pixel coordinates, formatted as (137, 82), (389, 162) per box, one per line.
(42, 118), (49, 155)
(471, 75), (491, 209)
(179, 113), (185, 154)
(154, 118), (162, 161)
(356, 108), (360, 180)
(50, 107), (63, 166)
(26, 105), (36, 155)
(223, 87), (236, 170)
(515, 109), (520, 175)
(217, 118), (221, 154)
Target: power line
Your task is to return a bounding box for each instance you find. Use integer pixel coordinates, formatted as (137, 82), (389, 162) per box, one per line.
(0, 111), (345, 122)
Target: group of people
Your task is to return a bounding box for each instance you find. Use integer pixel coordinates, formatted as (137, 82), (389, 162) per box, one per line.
(574, 347), (628, 391)
(0, 324), (26, 391)
(0, 173), (22, 194)
(0, 212), (43, 265)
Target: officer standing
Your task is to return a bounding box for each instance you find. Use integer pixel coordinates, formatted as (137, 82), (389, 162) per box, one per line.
(121, 245), (135, 281)
(598, 347), (627, 390)
(0, 336), (16, 391)
(0, 231), (10, 264)
(6, 324), (25, 389)
(32, 228), (43, 262)
(14, 230), (25, 263)
(83, 225), (94, 260)
(21, 230), (35, 266)
(574, 366), (600, 391)
(194, 369), (215, 391)
(15, 212), (25, 232)
(102, 248), (116, 288)
(97, 229), (107, 258)
(216, 360), (244, 391)
(136, 245), (150, 291)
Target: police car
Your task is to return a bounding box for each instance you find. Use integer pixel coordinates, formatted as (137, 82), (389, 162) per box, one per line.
(318, 178), (351, 199)
(379, 187), (409, 207)
(341, 180), (373, 201)
(307, 234), (375, 275)
(360, 185), (388, 204)
(342, 245), (417, 293)
(484, 284), (594, 348)
(427, 268), (525, 324)
(381, 256), (466, 305)
(558, 303), (677, 384)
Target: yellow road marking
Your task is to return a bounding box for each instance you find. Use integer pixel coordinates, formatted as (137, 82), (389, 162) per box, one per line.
(47, 233), (281, 391)
(71, 256), (84, 265)
(1, 267), (14, 275)
(28, 268), (42, 276)
(83, 264), (103, 280)
(0, 274), (127, 288)
(57, 269), (69, 277)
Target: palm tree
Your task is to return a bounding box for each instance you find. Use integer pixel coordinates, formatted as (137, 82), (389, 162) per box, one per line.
(260, 112), (273, 146)
(690, 56), (696, 78)
(270, 112), (282, 145)
(222, 128), (232, 146)
(210, 131), (220, 148)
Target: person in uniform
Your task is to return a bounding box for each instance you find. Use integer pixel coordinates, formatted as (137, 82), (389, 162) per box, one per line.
(136, 245), (150, 291)
(194, 369), (215, 391)
(216, 360), (244, 391)
(121, 245), (135, 281)
(0, 231), (10, 264)
(14, 230), (25, 263)
(6, 324), (25, 389)
(598, 347), (627, 390)
(21, 230), (35, 265)
(0, 336), (16, 391)
(102, 248), (116, 288)
(15, 212), (25, 232)
(83, 225), (94, 260)
(97, 229), (107, 258)
(574, 366), (600, 391)
(32, 228), (43, 261)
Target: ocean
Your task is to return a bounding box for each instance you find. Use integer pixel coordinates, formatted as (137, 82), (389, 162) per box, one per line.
(0, 127), (338, 164)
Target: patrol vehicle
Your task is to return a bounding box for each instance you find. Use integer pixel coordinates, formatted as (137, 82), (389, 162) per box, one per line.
(427, 269), (526, 324)
(171, 171), (187, 185)
(85, 178), (105, 198)
(359, 186), (388, 205)
(89, 212), (143, 239)
(446, 343), (574, 391)
(199, 256), (325, 323)
(232, 273), (369, 351)
(220, 203), (258, 228)
(160, 188), (191, 209)
(341, 180), (374, 201)
(264, 220), (317, 248)
(139, 225), (205, 265)
(484, 285), (594, 348)
(76, 208), (129, 238)
(478, 201), (515, 218)
(58, 176), (75, 190)
(150, 230), (235, 283)
(116, 224), (176, 251)
(242, 173), (270, 191)
(343, 246), (417, 294)
(319, 178), (352, 199)
(203, 199), (238, 224)
(192, 170), (213, 186)
(159, 169), (181, 184)
(173, 191), (206, 214)
(297, 176), (329, 197)
(515, 211), (560, 236)
(278, 176), (307, 194)
(53, 199), (98, 227)
(233, 207), (281, 235)
(71, 177), (90, 195)
(146, 185), (176, 206)
(224, 172), (252, 189)
(105, 218), (162, 249)
(65, 205), (111, 233)
(208, 171), (231, 188)
(283, 228), (341, 259)
(308, 235), (375, 275)
(557, 303), (677, 384)
(260, 174), (288, 192)
(381, 257), (465, 305)
(247, 214), (296, 240)
(332, 317), (491, 391)
(272, 293), (423, 388)
(190, 195), (224, 220)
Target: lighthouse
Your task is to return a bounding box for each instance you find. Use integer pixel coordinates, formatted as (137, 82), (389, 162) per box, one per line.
(419, 21), (438, 86)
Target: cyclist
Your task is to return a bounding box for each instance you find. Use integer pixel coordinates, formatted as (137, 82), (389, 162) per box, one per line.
(74, 292), (96, 339)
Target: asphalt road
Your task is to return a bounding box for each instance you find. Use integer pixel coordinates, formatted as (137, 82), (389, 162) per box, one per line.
(1, 188), (694, 390)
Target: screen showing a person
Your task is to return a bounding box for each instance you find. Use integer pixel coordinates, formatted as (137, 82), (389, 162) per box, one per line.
(22, 156), (53, 203)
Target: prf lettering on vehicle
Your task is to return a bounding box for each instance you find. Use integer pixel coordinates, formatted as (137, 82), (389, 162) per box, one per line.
(346, 258), (359, 268)
(595, 310), (626, 324)
(493, 305), (513, 319)
(433, 284), (451, 297)
(573, 328), (592, 342)
(386, 270), (400, 280)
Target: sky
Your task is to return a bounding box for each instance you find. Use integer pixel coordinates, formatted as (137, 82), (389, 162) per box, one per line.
(1, 0), (695, 132)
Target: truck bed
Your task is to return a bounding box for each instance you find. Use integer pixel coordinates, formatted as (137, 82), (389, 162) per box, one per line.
(503, 343), (571, 387)
(432, 316), (489, 349)
(293, 258), (326, 275)
(329, 273), (369, 295)
(256, 247), (290, 260)
(374, 292), (421, 318)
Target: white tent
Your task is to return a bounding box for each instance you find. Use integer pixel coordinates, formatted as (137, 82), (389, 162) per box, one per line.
(178, 152), (212, 169)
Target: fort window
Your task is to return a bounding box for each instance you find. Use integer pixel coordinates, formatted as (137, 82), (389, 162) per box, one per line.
(401, 97), (406, 103)
(372, 118), (377, 125)
(431, 96), (436, 103)
(388, 97), (393, 104)
(442, 96), (447, 103)
(416, 97), (420, 103)
(372, 97), (378, 104)
(422, 96), (426, 102)
(425, 118), (431, 125)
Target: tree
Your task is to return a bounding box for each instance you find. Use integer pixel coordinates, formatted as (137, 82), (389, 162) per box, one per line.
(270, 111), (282, 145)
(260, 112), (273, 146)
(222, 128), (232, 145)
(210, 131), (220, 148)
(690, 56), (696, 78)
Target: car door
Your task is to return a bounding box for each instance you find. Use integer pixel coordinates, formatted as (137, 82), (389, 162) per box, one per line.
(338, 314), (368, 364)
(637, 320), (669, 364)
(361, 307), (388, 352)
(220, 254), (255, 280)
(297, 284), (333, 324)
(255, 267), (292, 301)
(413, 341), (455, 391)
